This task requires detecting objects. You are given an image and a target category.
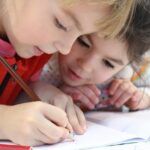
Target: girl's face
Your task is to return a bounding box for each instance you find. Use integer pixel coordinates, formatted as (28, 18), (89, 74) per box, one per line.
(2, 0), (110, 58)
(59, 33), (129, 86)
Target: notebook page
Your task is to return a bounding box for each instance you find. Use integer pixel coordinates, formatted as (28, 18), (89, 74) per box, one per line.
(86, 109), (150, 139)
(33, 121), (138, 150)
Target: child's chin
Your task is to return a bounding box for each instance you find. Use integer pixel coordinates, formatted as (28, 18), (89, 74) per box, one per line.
(65, 79), (83, 87)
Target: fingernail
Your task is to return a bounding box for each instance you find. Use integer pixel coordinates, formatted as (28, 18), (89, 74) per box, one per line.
(96, 89), (101, 96)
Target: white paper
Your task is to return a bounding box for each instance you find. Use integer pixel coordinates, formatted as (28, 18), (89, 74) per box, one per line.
(33, 110), (150, 150)
(33, 121), (140, 150)
(86, 109), (150, 140)
(2, 110), (150, 150)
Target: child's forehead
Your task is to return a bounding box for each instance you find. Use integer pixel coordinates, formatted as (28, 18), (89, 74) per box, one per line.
(89, 33), (128, 58)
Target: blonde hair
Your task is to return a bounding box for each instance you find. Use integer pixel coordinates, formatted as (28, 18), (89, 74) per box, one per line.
(64, 0), (136, 38)
(3, 0), (136, 40)
(98, 0), (136, 38)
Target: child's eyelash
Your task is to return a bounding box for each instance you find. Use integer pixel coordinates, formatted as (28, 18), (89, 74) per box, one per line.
(77, 37), (90, 48)
(103, 59), (114, 69)
(55, 17), (67, 31)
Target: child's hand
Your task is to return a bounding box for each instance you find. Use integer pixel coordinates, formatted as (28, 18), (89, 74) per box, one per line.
(31, 81), (86, 135)
(51, 92), (86, 134)
(0, 102), (70, 146)
(60, 84), (101, 110)
(106, 79), (143, 110)
(125, 91), (150, 110)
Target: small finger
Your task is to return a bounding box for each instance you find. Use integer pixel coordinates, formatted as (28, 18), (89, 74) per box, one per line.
(74, 105), (86, 133)
(108, 89), (123, 105)
(109, 79), (121, 95)
(39, 112), (69, 140)
(78, 86), (99, 105)
(126, 91), (142, 110)
(66, 100), (84, 134)
(87, 84), (101, 96)
(79, 94), (95, 109)
(109, 82), (131, 105)
(115, 92), (132, 108)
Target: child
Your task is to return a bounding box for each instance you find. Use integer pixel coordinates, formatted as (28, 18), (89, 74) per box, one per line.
(41, 0), (150, 112)
(0, 0), (135, 146)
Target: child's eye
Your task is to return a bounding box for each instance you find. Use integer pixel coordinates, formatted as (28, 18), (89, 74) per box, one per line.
(103, 59), (115, 69)
(55, 17), (67, 31)
(77, 36), (92, 48)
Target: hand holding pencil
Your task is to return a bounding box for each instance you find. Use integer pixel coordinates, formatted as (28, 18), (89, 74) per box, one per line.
(0, 56), (75, 146)
(0, 101), (73, 146)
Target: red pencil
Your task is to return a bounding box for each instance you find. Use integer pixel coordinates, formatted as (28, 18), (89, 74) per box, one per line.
(0, 144), (32, 150)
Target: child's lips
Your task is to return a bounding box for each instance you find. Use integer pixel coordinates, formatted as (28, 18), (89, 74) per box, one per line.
(68, 68), (83, 80)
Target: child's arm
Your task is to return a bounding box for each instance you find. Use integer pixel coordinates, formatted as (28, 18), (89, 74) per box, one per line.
(30, 81), (86, 134)
(0, 101), (70, 146)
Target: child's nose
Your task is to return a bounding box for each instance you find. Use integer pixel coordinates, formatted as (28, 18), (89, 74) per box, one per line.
(53, 42), (70, 54)
(54, 33), (78, 55)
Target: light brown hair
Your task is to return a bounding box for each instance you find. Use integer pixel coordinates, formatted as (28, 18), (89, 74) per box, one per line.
(64, 0), (136, 38)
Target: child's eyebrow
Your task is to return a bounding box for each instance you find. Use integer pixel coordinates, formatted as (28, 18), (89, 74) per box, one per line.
(64, 9), (83, 31)
(106, 57), (124, 65)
